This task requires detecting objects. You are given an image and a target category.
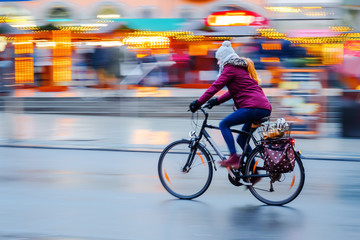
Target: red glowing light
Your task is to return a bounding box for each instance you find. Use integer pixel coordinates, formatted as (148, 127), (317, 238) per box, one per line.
(205, 10), (268, 27)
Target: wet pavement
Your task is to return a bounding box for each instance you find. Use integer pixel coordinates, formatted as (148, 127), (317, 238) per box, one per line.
(1, 97), (359, 239)
(0, 113), (359, 161)
(1, 147), (360, 240)
(2, 87), (359, 161)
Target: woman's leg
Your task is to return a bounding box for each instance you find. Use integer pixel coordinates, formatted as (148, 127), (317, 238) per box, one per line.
(237, 123), (252, 156)
(236, 108), (271, 154)
(219, 108), (254, 155)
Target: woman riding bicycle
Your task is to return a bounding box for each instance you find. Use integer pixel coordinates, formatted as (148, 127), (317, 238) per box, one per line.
(189, 41), (272, 169)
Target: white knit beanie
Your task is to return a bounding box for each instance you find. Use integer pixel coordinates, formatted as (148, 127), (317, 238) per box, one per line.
(215, 41), (235, 63)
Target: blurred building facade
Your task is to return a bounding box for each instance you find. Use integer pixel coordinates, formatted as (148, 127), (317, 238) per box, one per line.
(0, 0), (266, 27)
(0, 0), (358, 92)
(0, 0), (354, 85)
(0, 0), (359, 136)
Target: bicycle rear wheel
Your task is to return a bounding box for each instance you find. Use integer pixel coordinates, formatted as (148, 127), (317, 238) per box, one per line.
(158, 139), (213, 200)
(244, 148), (305, 205)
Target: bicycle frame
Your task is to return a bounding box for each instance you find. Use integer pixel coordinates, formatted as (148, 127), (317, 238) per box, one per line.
(189, 107), (264, 182)
(158, 106), (305, 204)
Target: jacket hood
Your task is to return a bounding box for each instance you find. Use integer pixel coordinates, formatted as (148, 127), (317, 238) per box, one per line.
(218, 56), (247, 77)
(224, 57), (247, 68)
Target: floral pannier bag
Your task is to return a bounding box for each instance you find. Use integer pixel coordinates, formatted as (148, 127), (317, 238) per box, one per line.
(262, 138), (296, 174)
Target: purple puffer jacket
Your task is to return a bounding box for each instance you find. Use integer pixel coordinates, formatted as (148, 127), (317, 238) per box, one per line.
(197, 63), (272, 111)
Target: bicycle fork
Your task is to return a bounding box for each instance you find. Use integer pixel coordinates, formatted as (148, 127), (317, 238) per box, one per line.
(183, 140), (198, 173)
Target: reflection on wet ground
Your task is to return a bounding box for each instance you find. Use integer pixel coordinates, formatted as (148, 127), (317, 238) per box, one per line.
(0, 114), (176, 147)
(1, 147), (360, 239)
(228, 205), (304, 238)
(1, 113), (359, 162)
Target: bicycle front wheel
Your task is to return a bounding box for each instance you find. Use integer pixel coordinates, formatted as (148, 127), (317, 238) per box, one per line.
(244, 148), (305, 206)
(158, 139), (213, 200)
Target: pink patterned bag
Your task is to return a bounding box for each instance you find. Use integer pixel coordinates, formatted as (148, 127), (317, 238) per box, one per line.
(262, 138), (296, 173)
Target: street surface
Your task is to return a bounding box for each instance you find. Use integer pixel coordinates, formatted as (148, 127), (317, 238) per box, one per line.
(1, 147), (360, 240)
(1, 113), (359, 161)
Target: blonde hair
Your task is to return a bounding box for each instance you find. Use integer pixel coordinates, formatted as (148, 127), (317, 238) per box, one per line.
(245, 58), (261, 84)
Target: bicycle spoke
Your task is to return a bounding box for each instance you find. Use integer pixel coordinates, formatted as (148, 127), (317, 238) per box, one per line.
(252, 187), (272, 193)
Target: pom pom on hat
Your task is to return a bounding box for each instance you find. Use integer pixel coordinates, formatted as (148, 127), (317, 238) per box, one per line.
(215, 40), (235, 62)
(222, 41), (231, 47)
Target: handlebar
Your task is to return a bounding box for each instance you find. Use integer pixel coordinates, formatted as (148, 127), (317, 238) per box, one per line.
(202, 103), (212, 109)
(187, 104), (211, 140)
(188, 104), (211, 116)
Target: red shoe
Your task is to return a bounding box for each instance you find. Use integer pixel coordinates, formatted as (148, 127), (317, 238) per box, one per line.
(218, 154), (242, 169)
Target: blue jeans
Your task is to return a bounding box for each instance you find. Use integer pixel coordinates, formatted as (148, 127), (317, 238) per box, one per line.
(219, 108), (271, 155)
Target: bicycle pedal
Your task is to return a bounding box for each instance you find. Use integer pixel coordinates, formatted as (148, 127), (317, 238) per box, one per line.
(239, 179), (252, 186)
(226, 167), (236, 179)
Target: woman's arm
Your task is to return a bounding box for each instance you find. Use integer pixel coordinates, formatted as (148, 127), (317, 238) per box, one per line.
(217, 91), (232, 104)
(197, 66), (234, 105)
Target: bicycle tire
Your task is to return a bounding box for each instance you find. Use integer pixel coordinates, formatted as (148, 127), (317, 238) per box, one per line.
(244, 148), (305, 206)
(158, 139), (213, 200)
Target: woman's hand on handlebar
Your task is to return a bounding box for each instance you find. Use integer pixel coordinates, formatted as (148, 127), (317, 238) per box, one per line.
(189, 100), (200, 113)
(189, 99), (215, 112)
(206, 98), (219, 109)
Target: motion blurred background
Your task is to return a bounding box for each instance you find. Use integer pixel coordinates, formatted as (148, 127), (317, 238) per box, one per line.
(0, 0), (359, 139)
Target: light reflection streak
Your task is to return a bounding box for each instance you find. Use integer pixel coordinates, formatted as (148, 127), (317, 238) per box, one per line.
(130, 129), (169, 145)
(13, 115), (34, 139)
(53, 118), (78, 139)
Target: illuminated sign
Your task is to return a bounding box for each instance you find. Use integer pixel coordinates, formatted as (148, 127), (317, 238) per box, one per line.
(123, 36), (170, 49)
(205, 10), (268, 27)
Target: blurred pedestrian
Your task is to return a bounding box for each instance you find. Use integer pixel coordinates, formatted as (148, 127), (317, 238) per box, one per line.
(33, 47), (52, 87)
(0, 41), (14, 95)
(91, 45), (110, 88)
(105, 46), (121, 86)
(140, 54), (163, 86)
(189, 41), (272, 169)
(169, 46), (190, 85)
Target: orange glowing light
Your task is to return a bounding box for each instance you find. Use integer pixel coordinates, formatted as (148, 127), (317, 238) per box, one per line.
(261, 43), (282, 50)
(135, 88), (172, 97)
(14, 89), (35, 97)
(253, 159), (259, 174)
(205, 10), (268, 27)
(260, 57), (280, 63)
(164, 170), (171, 184)
(291, 130), (318, 136)
(136, 53), (150, 58)
(197, 152), (205, 166)
(290, 175), (295, 189)
(15, 57), (34, 84)
(52, 31), (72, 83)
(14, 35), (33, 55)
(123, 36), (170, 49)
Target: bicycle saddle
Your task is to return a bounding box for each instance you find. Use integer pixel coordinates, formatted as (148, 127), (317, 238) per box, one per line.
(251, 116), (270, 128)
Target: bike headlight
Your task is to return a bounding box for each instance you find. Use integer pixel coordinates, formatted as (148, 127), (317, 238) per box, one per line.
(189, 130), (196, 138)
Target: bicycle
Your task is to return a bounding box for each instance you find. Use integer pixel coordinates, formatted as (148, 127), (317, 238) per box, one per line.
(158, 104), (305, 206)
